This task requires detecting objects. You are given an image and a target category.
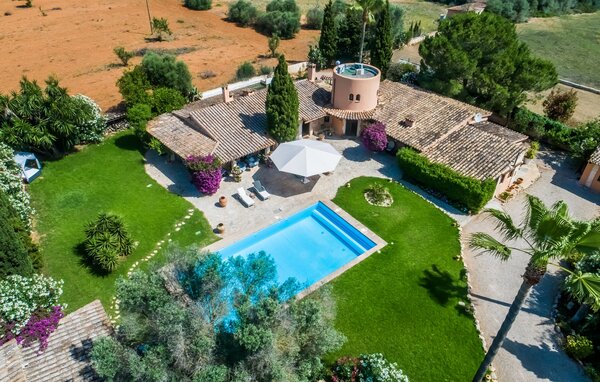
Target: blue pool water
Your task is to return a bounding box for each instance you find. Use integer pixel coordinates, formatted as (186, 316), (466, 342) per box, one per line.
(218, 202), (376, 288)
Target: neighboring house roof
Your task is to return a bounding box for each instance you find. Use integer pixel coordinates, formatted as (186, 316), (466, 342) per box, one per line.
(589, 146), (600, 165)
(374, 81), (488, 151)
(0, 300), (112, 382)
(422, 124), (526, 180)
(148, 80), (329, 163)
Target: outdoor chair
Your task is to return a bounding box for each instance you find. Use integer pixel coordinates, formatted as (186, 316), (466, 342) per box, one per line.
(246, 156), (259, 168)
(252, 180), (270, 200)
(236, 160), (247, 171)
(236, 187), (255, 207)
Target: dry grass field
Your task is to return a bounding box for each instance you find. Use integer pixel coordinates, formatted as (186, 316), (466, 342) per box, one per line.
(0, 0), (445, 111)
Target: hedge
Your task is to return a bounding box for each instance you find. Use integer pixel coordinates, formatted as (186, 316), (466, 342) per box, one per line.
(509, 108), (600, 163)
(397, 148), (496, 213)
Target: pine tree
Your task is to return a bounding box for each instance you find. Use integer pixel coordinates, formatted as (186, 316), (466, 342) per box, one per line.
(370, 0), (393, 78)
(266, 55), (300, 143)
(0, 189), (33, 279)
(319, 0), (338, 66)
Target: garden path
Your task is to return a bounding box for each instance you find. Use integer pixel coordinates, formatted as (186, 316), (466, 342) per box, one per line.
(463, 150), (600, 382)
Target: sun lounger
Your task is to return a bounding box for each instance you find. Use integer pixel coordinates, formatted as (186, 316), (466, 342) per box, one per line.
(252, 180), (270, 200)
(236, 187), (255, 207)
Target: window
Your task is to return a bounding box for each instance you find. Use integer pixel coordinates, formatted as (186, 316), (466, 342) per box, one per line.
(324, 116), (330, 123)
(356, 94), (361, 101)
(349, 94), (354, 101)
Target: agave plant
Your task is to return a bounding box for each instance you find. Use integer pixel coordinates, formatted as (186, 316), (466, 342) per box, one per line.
(469, 195), (600, 381)
(83, 213), (133, 272)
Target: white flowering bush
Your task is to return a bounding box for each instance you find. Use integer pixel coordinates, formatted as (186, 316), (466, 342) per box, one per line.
(359, 354), (410, 382)
(0, 142), (33, 229)
(0, 274), (64, 333)
(73, 94), (107, 144)
(333, 354), (410, 382)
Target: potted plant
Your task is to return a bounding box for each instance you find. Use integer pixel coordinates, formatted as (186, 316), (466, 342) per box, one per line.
(524, 141), (539, 163)
(231, 165), (243, 182)
(219, 196), (227, 207)
(216, 223), (225, 234)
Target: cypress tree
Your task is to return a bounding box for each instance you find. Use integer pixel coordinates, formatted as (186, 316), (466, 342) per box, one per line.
(370, 0), (393, 78)
(319, 0), (338, 66)
(0, 189), (33, 279)
(266, 55), (300, 143)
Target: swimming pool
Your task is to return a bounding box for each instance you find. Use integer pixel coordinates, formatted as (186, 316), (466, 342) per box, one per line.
(217, 202), (378, 290)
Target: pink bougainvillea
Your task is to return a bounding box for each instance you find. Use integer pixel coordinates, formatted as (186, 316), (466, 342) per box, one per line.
(185, 154), (223, 195)
(360, 122), (388, 152)
(0, 306), (64, 353)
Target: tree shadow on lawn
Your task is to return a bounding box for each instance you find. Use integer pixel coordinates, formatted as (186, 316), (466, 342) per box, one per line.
(114, 134), (146, 156)
(419, 264), (472, 317)
(74, 242), (113, 278)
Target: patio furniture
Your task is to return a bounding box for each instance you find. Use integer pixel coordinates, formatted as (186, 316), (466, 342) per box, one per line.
(252, 180), (270, 200)
(236, 160), (247, 172)
(246, 156), (259, 168)
(270, 140), (342, 178)
(236, 187), (255, 207)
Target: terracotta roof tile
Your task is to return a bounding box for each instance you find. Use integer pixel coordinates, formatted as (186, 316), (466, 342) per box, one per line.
(422, 124), (526, 180)
(374, 81), (488, 150)
(0, 300), (112, 382)
(322, 107), (376, 120)
(149, 80), (328, 163)
(472, 121), (528, 143)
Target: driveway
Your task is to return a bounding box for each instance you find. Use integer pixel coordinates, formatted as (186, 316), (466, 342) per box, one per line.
(462, 150), (600, 382)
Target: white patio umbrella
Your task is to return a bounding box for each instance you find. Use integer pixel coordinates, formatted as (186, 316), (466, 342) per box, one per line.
(270, 140), (342, 178)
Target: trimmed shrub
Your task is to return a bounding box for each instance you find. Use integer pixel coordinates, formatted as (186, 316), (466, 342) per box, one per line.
(387, 63), (417, 83)
(260, 65), (274, 75)
(84, 214), (134, 273)
(151, 87), (186, 114)
(184, 0), (212, 10)
(228, 0), (258, 26)
(360, 122), (388, 152)
(117, 66), (152, 106)
(236, 62), (256, 80)
(256, 0), (301, 39)
(565, 334), (594, 360)
(543, 88), (578, 123)
(141, 52), (194, 97)
(186, 154), (223, 195)
(306, 5), (324, 29)
(397, 148), (496, 213)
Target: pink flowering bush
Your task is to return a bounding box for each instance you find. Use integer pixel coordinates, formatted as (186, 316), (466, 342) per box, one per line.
(1, 306), (64, 353)
(185, 154), (223, 195)
(360, 122), (388, 152)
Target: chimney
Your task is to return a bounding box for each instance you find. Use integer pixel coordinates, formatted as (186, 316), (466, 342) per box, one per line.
(404, 115), (416, 127)
(307, 63), (317, 83)
(222, 85), (233, 103)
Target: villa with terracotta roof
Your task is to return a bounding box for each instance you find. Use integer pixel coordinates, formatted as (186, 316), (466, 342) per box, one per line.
(579, 146), (600, 192)
(148, 62), (528, 196)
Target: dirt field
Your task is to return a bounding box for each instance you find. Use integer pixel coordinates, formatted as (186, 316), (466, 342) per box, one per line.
(0, 0), (318, 110)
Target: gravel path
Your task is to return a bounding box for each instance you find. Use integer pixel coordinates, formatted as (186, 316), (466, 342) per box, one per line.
(463, 150), (600, 382)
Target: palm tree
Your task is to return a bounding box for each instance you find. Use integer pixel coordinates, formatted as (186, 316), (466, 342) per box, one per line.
(469, 195), (600, 382)
(351, 0), (384, 63)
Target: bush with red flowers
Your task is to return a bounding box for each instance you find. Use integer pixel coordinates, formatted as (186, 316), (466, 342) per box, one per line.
(360, 122), (388, 152)
(185, 154), (223, 195)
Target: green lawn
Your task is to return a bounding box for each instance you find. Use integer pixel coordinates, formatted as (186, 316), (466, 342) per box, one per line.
(328, 177), (483, 382)
(517, 12), (600, 88)
(29, 132), (217, 312)
(395, 0), (445, 33)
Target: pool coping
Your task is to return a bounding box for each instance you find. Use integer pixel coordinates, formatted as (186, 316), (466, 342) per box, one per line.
(203, 199), (387, 300)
